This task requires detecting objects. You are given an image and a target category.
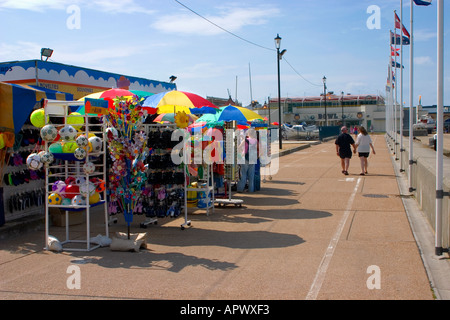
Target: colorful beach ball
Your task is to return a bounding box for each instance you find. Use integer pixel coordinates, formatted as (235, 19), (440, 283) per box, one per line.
(83, 161), (95, 174)
(76, 135), (89, 148)
(48, 142), (63, 154)
(40, 124), (58, 142)
(89, 136), (102, 152)
(26, 153), (43, 170)
(48, 193), (62, 205)
(66, 112), (84, 130)
(74, 147), (86, 160)
(52, 180), (66, 194)
(62, 142), (78, 153)
(89, 192), (100, 204)
(72, 194), (86, 206)
(40, 151), (54, 164)
(64, 184), (79, 199)
(95, 179), (106, 193)
(59, 125), (77, 142)
(106, 127), (118, 139)
(30, 109), (47, 128)
(79, 181), (96, 196)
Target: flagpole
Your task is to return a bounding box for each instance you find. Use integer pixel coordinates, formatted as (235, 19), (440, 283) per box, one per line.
(394, 11), (398, 160)
(400, 1), (405, 172)
(389, 31), (395, 143)
(435, 0), (444, 256)
(409, 0), (415, 192)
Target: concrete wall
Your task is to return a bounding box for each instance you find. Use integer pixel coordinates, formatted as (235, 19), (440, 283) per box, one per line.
(393, 135), (450, 248)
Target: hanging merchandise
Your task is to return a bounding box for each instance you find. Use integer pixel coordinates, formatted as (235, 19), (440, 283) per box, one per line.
(104, 96), (148, 239)
(139, 124), (185, 228)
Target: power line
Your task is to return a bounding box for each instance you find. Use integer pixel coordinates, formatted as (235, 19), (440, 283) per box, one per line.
(174, 0), (274, 52)
(173, 0), (322, 88)
(283, 58), (323, 87)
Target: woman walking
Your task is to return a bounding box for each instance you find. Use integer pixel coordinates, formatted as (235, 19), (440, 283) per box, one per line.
(335, 126), (357, 175)
(355, 126), (376, 175)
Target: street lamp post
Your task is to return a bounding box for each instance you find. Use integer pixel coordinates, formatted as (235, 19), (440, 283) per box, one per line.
(323, 76), (327, 126)
(341, 91), (344, 126)
(275, 34), (283, 150)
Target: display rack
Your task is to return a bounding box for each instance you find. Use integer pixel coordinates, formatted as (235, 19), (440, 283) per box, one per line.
(215, 121), (243, 208)
(183, 163), (215, 230)
(43, 100), (109, 252)
(139, 124), (185, 228)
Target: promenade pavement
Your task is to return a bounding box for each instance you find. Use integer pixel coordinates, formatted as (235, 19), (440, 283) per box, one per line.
(0, 134), (448, 302)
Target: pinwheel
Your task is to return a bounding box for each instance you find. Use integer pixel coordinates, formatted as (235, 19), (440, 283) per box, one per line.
(104, 96), (148, 238)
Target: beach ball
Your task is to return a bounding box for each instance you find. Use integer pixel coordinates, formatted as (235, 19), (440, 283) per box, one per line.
(88, 136), (102, 153)
(48, 142), (63, 153)
(75, 176), (86, 186)
(76, 135), (89, 148)
(72, 195), (86, 206)
(106, 127), (118, 140)
(0, 134), (5, 150)
(40, 151), (54, 164)
(95, 179), (106, 193)
(62, 142), (78, 153)
(48, 193), (62, 205)
(83, 161), (95, 174)
(59, 125), (77, 142)
(79, 181), (96, 196)
(89, 192), (100, 204)
(66, 112), (84, 130)
(74, 147), (86, 160)
(40, 124), (58, 142)
(61, 198), (72, 206)
(52, 180), (66, 194)
(26, 153), (43, 170)
(30, 109), (47, 128)
(64, 184), (79, 199)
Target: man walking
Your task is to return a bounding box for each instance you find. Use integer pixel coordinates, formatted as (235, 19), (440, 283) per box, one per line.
(335, 126), (356, 175)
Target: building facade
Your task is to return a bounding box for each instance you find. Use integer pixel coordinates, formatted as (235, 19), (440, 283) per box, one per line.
(256, 94), (386, 132)
(0, 60), (176, 100)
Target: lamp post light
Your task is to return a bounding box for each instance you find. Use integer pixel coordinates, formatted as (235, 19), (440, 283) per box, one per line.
(40, 48), (53, 61)
(275, 34), (286, 150)
(341, 91), (345, 126)
(323, 76), (327, 126)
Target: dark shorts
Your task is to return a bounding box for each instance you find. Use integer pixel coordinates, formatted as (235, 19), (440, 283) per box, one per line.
(339, 150), (352, 159)
(358, 152), (370, 158)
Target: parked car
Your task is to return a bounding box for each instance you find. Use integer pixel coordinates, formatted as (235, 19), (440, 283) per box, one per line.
(413, 116), (436, 134)
(282, 124), (319, 140)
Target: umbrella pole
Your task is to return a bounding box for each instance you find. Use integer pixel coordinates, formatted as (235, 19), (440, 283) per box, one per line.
(229, 178), (232, 201)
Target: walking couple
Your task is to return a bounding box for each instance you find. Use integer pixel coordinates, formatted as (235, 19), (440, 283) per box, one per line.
(335, 126), (375, 176)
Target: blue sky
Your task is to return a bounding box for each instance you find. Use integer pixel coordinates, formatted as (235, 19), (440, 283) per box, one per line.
(0, 0), (448, 107)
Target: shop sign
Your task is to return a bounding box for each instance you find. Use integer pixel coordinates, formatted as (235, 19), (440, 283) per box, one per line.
(85, 98), (109, 115)
(318, 113), (340, 119)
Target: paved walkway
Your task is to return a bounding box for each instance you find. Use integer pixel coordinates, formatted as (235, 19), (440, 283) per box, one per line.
(0, 135), (445, 302)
